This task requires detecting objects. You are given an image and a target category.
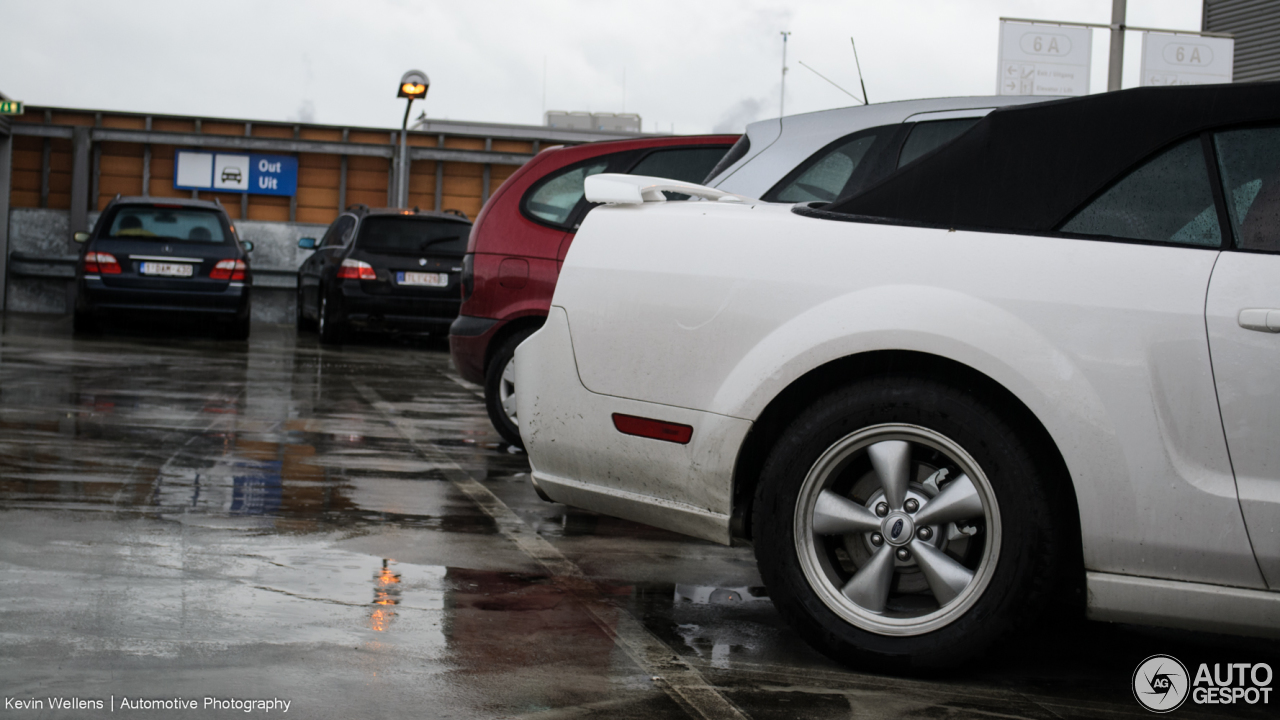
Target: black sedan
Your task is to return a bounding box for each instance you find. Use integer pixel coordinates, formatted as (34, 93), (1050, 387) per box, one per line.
(296, 206), (471, 344)
(73, 197), (253, 339)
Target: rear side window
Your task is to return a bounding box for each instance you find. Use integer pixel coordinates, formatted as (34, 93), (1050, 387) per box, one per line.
(524, 160), (609, 227)
(896, 118), (980, 169)
(1213, 126), (1280, 253)
(628, 147), (732, 200)
(703, 135), (750, 184)
(105, 207), (227, 243)
(356, 217), (471, 255)
(321, 216), (356, 248)
(628, 147), (729, 184)
(771, 134), (878, 203)
(1061, 137), (1221, 247)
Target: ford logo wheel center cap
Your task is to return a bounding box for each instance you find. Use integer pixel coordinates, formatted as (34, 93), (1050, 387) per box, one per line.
(883, 513), (915, 546)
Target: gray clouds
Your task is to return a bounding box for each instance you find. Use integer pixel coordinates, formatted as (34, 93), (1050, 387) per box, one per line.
(0, 1), (1204, 133)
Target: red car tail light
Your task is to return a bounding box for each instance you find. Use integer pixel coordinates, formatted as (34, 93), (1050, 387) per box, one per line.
(338, 258), (376, 280)
(461, 254), (474, 300)
(210, 259), (246, 280)
(84, 252), (121, 274)
(612, 413), (693, 444)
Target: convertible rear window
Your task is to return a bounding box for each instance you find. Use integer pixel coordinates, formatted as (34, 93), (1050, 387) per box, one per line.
(105, 207), (228, 243)
(1060, 137), (1221, 247)
(356, 217), (470, 255)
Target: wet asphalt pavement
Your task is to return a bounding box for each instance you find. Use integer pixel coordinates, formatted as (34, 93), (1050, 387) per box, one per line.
(0, 314), (1276, 720)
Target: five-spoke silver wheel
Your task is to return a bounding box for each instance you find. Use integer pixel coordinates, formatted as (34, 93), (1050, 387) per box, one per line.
(794, 423), (1001, 636)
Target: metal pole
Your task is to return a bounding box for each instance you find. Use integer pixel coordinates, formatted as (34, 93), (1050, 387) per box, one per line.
(398, 98), (414, 207)
(780, 31), (791, 116)
(0, 128), (12, 312)
(69, 127), (91, 238)
(1108, 0), (1127, 92)
(434, 133), (444, 211)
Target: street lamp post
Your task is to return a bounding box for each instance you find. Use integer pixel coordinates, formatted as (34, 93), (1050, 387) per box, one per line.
(396, 70), (429, 208)
(779, 31), (791, 117)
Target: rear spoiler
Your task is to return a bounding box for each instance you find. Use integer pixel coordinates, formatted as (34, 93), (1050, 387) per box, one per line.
(585, 174), (755, 205)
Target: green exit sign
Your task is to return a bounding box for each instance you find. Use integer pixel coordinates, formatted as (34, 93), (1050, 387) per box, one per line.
(0, 100), (24, 115)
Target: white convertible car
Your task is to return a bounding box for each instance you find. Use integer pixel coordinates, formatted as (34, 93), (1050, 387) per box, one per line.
(516, 83), (1280, 670)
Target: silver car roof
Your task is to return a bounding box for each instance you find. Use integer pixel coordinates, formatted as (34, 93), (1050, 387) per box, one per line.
(708, 95), (1060, 198)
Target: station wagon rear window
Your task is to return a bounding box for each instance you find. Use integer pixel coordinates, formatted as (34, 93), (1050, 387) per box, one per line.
(105, 207), (228, 243)
(357, 217), (470, 255)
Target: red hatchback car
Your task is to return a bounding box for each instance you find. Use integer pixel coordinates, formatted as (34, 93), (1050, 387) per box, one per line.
(450, 134), (738, 446)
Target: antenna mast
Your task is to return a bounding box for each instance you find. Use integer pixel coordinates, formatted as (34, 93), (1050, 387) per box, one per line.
(850, 37), (869, 104)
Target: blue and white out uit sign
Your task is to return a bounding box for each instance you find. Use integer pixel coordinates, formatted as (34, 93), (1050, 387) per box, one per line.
(174, 150), (298, 196)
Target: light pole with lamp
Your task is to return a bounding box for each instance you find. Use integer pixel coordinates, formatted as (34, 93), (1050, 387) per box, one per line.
(396, 70), (429, 208)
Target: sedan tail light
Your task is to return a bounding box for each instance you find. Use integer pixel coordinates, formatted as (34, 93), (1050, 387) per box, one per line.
(338, 258), (376, 280)
(210, 259), (247, 280)
(84, 252), (121, 274)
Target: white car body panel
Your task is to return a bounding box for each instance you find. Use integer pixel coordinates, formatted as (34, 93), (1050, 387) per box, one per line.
(523, 198), (1270, 592)
(708, 96), (1056, 198)
(1205, 252), (1280, 586)
(516, 307), (751, 544)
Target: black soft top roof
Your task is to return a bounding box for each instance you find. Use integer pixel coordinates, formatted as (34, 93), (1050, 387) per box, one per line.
(822, 82), (1280, 233)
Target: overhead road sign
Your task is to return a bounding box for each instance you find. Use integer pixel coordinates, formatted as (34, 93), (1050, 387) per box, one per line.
(998, 20), (1092, 96)
(1140, 32), (1235, 86)
(174, 150), (297, 196)
(0, 100), (23, 115)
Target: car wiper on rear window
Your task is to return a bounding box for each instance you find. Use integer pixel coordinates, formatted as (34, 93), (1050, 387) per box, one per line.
(419, 236), (462, 250)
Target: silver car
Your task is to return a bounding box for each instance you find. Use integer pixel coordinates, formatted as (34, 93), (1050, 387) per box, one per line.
(705, 95), (1056, 202)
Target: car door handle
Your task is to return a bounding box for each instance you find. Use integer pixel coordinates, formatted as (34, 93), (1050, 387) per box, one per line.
(1238, 308), (1280, 333)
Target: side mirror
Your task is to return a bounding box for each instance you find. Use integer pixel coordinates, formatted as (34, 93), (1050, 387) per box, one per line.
(73, 232), (91, 243)
(298, 237), (317, 250)
(241, 240), (255, 252)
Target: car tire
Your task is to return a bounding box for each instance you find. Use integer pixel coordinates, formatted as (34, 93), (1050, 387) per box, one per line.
(484, 327), (537, 448)
(72, 308), (101, 335)
(296, 283), (316, 332)
(224, 311), (251, 341)
(317, 290), (347, 345)
(752, 374), (1069, 673)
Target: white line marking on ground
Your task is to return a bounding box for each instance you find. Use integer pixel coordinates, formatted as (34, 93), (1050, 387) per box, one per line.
(353, 381), (750, 720)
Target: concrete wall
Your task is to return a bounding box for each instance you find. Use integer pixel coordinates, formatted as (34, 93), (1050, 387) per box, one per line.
(5, 207), (323, 322)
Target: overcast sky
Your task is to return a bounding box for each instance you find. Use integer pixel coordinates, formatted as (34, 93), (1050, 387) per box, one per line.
(1, 0), (1205, 134)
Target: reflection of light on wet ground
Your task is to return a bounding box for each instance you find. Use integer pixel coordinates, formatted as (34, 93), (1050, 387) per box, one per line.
(370, 559), (402, 632)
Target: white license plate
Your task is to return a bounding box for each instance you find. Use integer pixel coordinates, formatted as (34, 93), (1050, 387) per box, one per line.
(397, 271), (448, 287)
(141, 262), (194, 277)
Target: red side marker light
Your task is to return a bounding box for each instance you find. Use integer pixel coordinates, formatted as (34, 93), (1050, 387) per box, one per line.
(612, 413), (693, 444)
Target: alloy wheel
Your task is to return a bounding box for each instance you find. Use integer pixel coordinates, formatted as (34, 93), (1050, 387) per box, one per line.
(498, 356), (517, 428)
(793, 423), (1001, 636)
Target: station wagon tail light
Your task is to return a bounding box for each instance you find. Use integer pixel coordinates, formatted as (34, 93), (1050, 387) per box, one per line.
(461, 254), (474, 300)
(612, 413), (693, 444)
(210, 259), (246, 280)
(338, 258), (376, 280)
(84, 252), (121, 274)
